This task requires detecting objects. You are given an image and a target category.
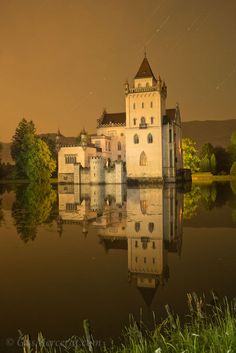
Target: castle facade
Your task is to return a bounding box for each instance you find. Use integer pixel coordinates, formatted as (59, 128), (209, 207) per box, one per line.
(58, 55), (185, 184)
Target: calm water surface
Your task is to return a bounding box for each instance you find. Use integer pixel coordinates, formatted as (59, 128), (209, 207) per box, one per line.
(0, 182), (236, 351)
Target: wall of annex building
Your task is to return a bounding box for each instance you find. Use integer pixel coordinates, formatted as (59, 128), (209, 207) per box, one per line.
(96, 126), (126, 161)
(90, 136), (112, 163)
(58, 145), (99, 175)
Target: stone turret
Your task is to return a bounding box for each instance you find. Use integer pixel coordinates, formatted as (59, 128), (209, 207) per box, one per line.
(90, 156), (105, 184)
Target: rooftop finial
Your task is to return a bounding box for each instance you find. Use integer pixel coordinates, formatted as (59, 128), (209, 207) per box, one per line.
(144, 46), (147, 58)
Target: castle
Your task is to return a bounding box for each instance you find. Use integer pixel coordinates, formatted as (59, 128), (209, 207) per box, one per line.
(58, 55), (186, 184)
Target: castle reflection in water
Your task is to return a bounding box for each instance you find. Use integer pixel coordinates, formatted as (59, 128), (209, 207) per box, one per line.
(58, 184), (183, 305)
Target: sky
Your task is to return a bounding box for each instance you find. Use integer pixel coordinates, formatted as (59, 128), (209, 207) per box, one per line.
(0, 0), (236, 141)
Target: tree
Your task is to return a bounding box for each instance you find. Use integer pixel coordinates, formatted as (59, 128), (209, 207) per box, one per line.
(182, 138), (200, 172)
(199, 143), (214, 159)
(230, 161), (236, 175)
(24, 136), (56, 182)
(199, 155), (210, 172)
(11, 118), (36, 177)
(210, 153), (216, 174)
(11, 119), (56, 181)
(213, 146), (231, 175)
(228, 131), (236, 164)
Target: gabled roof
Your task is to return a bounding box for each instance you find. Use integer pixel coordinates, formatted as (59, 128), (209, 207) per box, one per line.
(135, 57), (157, 81)
(98, 112), (126, 126)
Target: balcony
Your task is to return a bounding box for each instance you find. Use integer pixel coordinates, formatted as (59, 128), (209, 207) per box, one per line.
(139, 122), (148, 129)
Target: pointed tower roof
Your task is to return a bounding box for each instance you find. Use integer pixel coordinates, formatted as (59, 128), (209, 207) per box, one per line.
(135, 56), (157, 81)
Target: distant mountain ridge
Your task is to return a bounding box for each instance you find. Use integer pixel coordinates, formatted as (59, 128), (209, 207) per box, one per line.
(1, 119), (236, 164)
(182, 119), (236, 149)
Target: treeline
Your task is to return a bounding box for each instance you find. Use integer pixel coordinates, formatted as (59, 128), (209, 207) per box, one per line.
(0, 118), (57, 182)
(183, 131), (236, 175)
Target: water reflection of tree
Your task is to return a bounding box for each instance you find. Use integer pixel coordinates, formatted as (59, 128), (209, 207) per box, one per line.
(183, 185), (201, 219)
(184, 182), (236, 220)
(12, 183), (57, 242)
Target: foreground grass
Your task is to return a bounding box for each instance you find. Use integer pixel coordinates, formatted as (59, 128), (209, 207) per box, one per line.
(21, 294), (236, 353)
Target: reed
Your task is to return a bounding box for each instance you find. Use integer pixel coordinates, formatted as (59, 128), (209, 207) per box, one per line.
(22, 293), (236, 353)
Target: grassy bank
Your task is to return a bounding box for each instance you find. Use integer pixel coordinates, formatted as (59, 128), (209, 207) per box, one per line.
(0, 178), (58, 184)
(21, 294), (236, 353)
(192, 172), (236, 183)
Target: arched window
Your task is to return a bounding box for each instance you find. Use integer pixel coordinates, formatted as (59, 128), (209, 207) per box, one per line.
(140, 200), (148, 214)
(150, 101), (153, 108)
(147, 133), (153, 144)
(133, 103), (136, 109)
(149, 222), (154, 233)
(141, 117), (146, 124)
(134, 134), (139, 144)
(140, 151), (147, 166)
(150, 117), (154, 124)
(135, 222), (140, 232)
(117, 141), (121, 150)
(133, 118), (137, 126)
(142, 102), (144, 108)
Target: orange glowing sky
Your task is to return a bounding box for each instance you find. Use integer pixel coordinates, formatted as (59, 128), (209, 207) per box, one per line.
(0, 0), (236, 141)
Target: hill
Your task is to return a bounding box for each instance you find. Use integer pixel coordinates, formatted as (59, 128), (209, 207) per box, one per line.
(182, 119), (236, 149)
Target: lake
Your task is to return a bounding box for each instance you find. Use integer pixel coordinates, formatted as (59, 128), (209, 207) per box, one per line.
(0, 181), (236, 352)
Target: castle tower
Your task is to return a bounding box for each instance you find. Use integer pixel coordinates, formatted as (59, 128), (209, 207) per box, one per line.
(125, 55), (167, 181)
(90, 156), (105, 184)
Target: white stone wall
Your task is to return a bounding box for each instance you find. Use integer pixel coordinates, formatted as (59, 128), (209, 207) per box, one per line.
(96, 126), (126, 161)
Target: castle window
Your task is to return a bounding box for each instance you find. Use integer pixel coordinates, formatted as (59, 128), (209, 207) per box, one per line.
(133, 118), (137, 125)
(147, 133), (153, 144)
(146, 82), (149, 87)
(66, 203), (77, 211)
(108, 142), (111, 151)
(118, 155), (121, 160)
(133, 103), (136, 109)
(141, 117), (146, 124)
(65, 154), (76, 164)
(142, 102), (144, 108)
(135, 240), (138, 248)
(140, 200), (148, 214)
(150, 101), (153, 108)
(169, 129), (172, 143)
(118, 141), (121, 150)
(134, 134), (139, 144)
(152, 241), (156, 249)
(153, 258), (155, 264)
(144, 257), (146, 264)
(135, 222), (140, 232)
(140, 151), (147, 166)
(151, 117), (154, 124)
(149, 222), (154, 233)
(170, 149), (173, 168)
(135, 256), (138, 263)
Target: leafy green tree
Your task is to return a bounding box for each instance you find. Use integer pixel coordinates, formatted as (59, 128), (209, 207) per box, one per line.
(199, 143), (214, 159)
(230, 161), (236, 175)
(12, 183), (57, 242)
(11, 118), (36, 177)
(210, 153), (216, 174)
(182, 138), (200, 172)
(228, 131), (236, 164)
(23, 136), (56, 182)
(11, 119), (56, 181)
(199, 155), (210, 172)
